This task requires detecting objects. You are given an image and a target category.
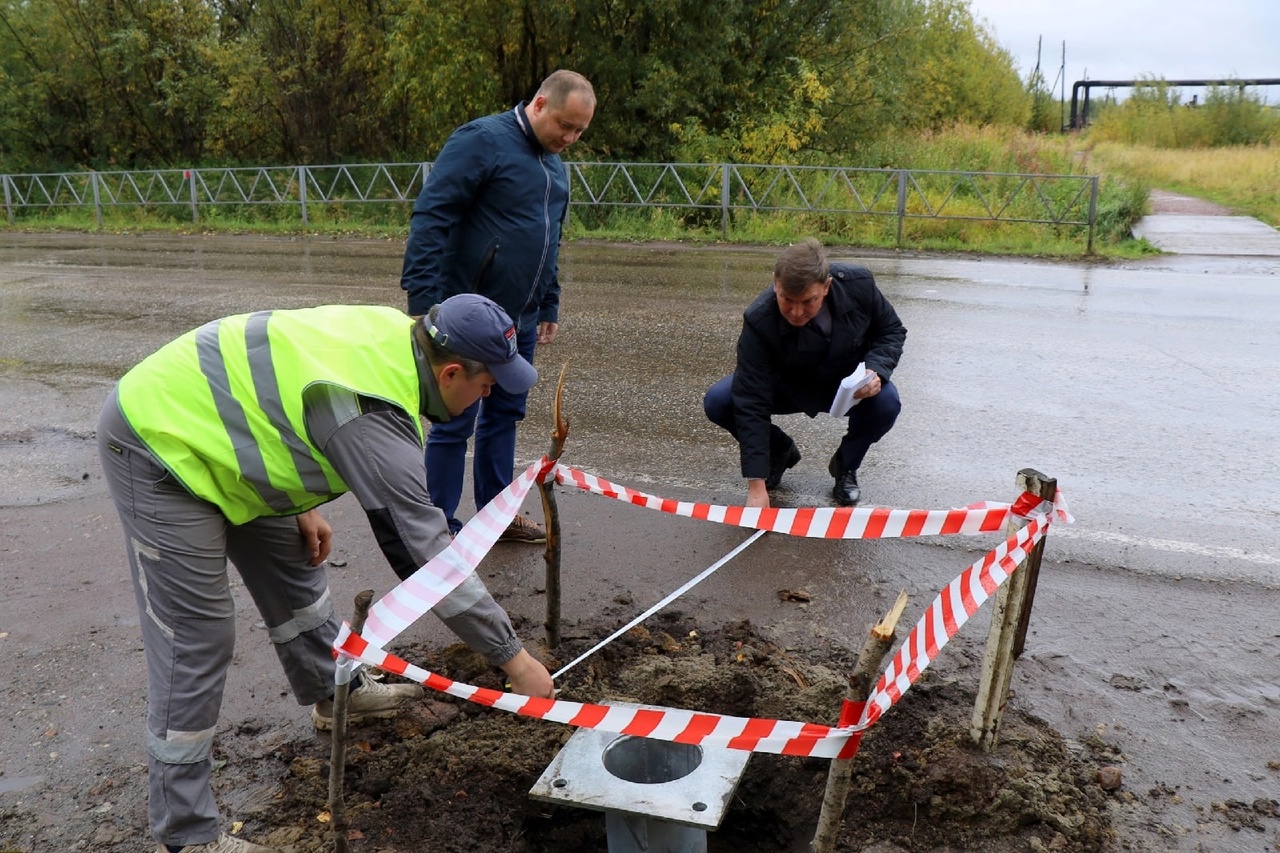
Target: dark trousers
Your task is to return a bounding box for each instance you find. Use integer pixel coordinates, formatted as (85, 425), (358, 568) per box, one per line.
(425, 324), (537, 533)
(703, 374), (901, 473)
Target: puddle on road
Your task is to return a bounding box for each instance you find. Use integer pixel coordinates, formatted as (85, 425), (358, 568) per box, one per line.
(0, 774), (44, 795)
(0, 426), (100, 507)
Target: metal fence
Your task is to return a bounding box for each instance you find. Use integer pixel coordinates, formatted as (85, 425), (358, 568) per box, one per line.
(1, 161), (1101, 251)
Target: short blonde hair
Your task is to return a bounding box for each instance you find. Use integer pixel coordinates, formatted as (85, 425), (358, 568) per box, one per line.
(536, 70), (596, 110)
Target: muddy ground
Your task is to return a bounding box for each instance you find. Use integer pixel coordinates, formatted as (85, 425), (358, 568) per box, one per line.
(5, 608), (1125, 853)
(262, 618), (1123, 853)
(4, 508), (1278, 853)
(3, 232), (1280, 853)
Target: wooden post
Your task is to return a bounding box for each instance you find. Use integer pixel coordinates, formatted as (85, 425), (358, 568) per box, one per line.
(1013, 472), (1057, 658)
(328, 589), (374, 853)
(969, 469), (1056, 752)
(540, 363), (570, 648)
(810, 590), (909, 853)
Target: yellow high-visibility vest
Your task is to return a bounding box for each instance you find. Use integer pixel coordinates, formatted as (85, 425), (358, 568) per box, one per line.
(117, 305), (422, 524)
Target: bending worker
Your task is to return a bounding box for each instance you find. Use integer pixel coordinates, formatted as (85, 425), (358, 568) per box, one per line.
(704, 238), (907, 509)
(98, 293), (554, 853)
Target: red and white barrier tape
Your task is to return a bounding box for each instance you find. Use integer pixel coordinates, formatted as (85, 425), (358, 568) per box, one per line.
(336, 518), (1053, 760)
(360, 455), (1071, 652)
(549, 462), (1072, 539)
(859, 517), (1047, 730)
(358, 456), (554, 652)
(335, 622), (861, 758)
(335, 456), (1070, 760)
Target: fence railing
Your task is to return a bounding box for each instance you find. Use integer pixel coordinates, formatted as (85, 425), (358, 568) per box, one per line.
(0, 161), (1101, 252)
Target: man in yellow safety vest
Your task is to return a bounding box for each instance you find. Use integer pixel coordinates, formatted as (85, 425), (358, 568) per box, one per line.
(99, 293), (553, 853)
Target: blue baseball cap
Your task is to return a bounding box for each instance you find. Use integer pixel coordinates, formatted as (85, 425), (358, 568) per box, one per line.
(429, 294), (538, 394)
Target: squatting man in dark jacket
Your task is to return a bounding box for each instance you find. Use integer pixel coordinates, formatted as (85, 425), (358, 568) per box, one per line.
(400, 69), (596, 545)
(704, 238), (907, 509)
(98, 294), (555, 853)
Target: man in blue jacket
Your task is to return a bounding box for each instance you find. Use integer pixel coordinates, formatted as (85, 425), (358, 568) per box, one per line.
(704, 239), (907, 508)
(400, 69), (595, 543)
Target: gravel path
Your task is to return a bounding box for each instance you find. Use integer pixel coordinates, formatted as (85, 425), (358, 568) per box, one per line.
(1147, 188), (1233, 215)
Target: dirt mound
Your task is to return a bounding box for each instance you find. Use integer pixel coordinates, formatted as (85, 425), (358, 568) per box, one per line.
(177, 613), (1118, 853)
(0, 613), (1121, 852)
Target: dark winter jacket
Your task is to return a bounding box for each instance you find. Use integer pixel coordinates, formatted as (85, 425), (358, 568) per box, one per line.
(400, 102), (566, 332)
(731, 262), (907, 479)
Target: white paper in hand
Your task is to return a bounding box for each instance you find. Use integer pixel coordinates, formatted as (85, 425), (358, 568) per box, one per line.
(828, 363), (873, 417)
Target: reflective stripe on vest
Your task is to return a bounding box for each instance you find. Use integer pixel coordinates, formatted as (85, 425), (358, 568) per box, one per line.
(118, 305), (423, 524)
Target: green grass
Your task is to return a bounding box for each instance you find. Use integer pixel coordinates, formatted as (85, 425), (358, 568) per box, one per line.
(2, 203), (412, 240)
(1080, 142), (1280, 227)
(2, 198), (1139, 257)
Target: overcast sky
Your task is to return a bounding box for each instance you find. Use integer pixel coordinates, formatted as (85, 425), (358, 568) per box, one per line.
(965, 0), (1280, 98)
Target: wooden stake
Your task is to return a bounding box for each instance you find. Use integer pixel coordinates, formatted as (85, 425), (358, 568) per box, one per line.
(969, 469), (1056, 752)
(1012, 472), (1057, 658)
(810, 590), (909, 853)
(328, 588), (374, 853)
(539, 362), (570, 649)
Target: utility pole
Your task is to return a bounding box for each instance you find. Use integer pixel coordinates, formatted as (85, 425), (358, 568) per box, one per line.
(1060, 41), (1067, 131)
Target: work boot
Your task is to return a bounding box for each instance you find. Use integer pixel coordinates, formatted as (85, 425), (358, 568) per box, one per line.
(765, 440), (802, 491)
(311, 673), (424, 731)
(828, 451), (861, 507)
(499, 514), (547, 544)
(156, 833), (279, 853)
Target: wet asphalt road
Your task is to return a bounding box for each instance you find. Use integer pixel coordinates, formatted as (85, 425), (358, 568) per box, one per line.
(4, 233), (1280, 852)
(1, 232), (1277, 587)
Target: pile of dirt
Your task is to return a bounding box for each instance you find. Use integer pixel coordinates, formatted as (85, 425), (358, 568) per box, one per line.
(0, 612), (1121, 852)
(199, 612), (1117, 853)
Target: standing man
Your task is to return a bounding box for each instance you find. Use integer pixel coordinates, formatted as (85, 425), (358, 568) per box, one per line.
(99, 294), (555, 853)
(704, 238), (907, 509)
(400, 69), (596, 543)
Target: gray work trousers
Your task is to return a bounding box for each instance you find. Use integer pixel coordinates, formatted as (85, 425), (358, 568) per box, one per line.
(97, 390), (340, 846)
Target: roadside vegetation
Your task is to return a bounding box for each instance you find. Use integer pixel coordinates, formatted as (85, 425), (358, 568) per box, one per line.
(0, 1), (1273, 252)
(1079, 83), (1280, 226)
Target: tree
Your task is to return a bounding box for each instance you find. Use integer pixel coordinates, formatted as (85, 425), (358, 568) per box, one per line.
(382, 0), (515, 158)
(382, 0), (847, 162)
(0, 0), (221, 168)
(208, 0), (405, 163)
(0, 0), (1038, 169)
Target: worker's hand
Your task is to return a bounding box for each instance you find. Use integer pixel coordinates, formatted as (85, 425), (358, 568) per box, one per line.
(296, 509), (333, 567)
(537, 321), (559, 345)
(501, 649), (555, 698)
(853, 369), (882, 400)
(746, 478), (771, 509)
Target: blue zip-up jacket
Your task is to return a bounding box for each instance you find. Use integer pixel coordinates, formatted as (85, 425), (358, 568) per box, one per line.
(400, 102), (567, 332)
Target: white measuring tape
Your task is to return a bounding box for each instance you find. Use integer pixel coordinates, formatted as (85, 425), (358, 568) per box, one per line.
(551, 528), (768, 679)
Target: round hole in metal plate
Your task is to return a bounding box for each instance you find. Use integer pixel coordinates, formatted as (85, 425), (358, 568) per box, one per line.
(601, 736), (703, 784)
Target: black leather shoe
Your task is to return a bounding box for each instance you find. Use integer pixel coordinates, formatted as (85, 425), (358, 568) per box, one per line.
(828, 452), (861, 506)
(765, 442), (802, 490)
